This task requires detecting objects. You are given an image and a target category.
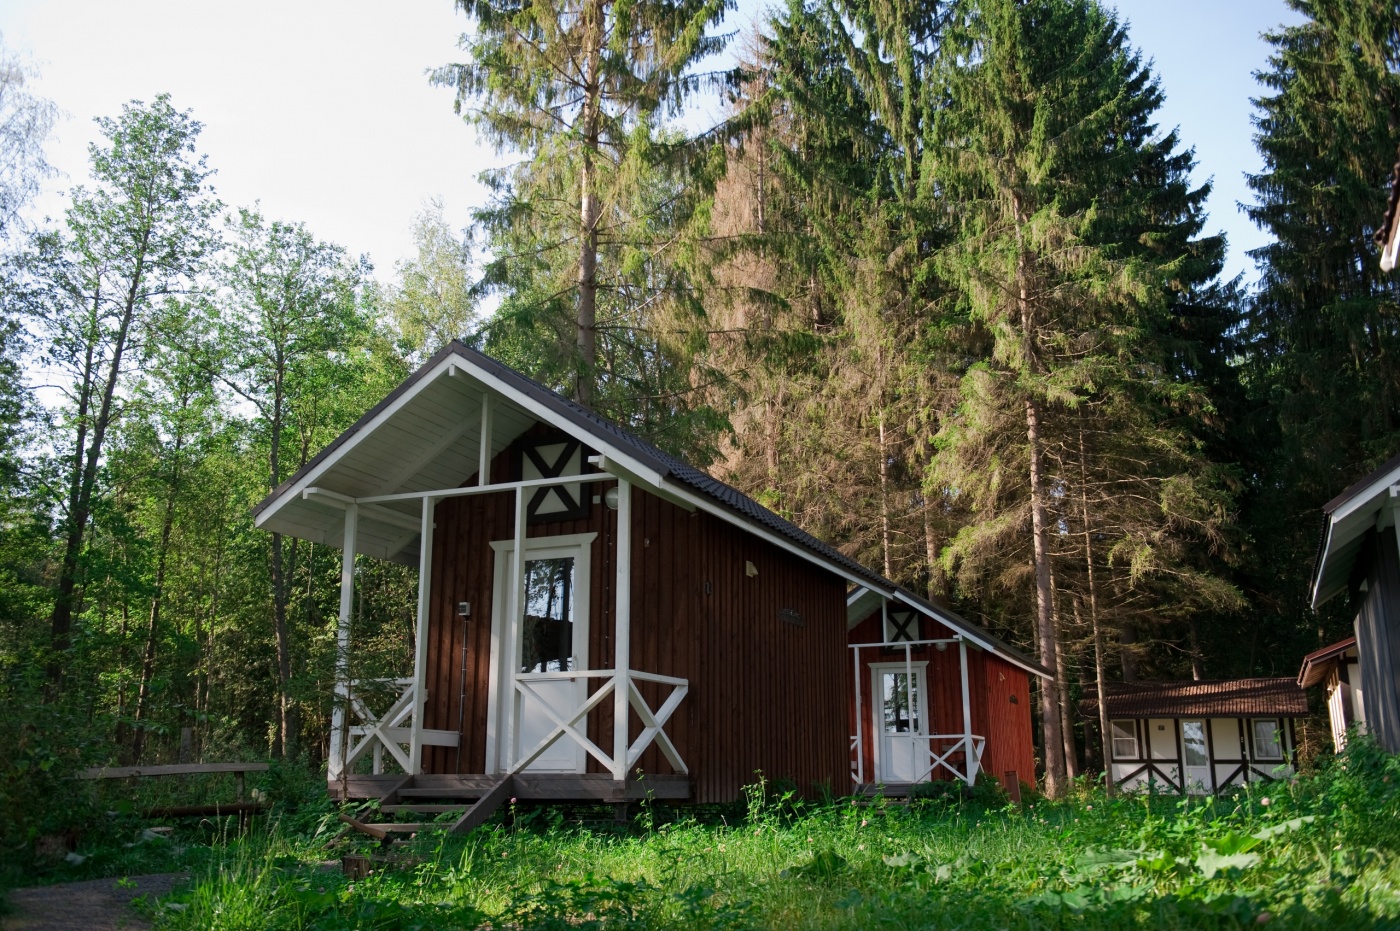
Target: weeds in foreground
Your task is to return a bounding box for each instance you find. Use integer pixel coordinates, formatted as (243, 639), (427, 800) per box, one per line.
(20, 740), (1400, 929)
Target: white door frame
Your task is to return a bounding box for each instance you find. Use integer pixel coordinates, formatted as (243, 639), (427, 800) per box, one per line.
(485, 532), (596, 774)
(870, 660), (930, 784)
(1180, 718), (1212, 794)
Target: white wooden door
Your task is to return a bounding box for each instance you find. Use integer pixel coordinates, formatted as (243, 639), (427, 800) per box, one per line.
(872, 663), (929, 784)
(1181, 719), (1212, 793)
(489, 535), (593, 773)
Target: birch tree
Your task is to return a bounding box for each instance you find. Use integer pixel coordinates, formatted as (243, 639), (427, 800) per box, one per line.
(20, 96), (217, 687)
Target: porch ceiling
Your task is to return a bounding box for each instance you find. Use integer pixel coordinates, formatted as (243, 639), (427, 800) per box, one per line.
(1311, 453), (1400, 608)
(253, 360), (537, 564)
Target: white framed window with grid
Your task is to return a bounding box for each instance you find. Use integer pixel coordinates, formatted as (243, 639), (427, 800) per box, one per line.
(1110, 720), (1138, 760)
(1251, 719), (1283, 760)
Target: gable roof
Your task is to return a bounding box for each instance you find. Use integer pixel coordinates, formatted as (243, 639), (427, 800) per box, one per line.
(1298, 636), (1358, 689)
(254, 343), (1048, 676)
(845, 585), (1050, 679)
(1081, 679), (1308, 719)
(1310, 451), (1400, 608)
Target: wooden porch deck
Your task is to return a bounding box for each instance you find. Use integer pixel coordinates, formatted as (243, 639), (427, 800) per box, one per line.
(330, 772), (691, 804)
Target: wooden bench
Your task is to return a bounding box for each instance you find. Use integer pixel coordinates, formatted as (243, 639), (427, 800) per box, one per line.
(78, 762), (271, 818)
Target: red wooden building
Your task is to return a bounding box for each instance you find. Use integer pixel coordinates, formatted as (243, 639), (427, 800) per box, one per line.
(253, 344), (1048, 828)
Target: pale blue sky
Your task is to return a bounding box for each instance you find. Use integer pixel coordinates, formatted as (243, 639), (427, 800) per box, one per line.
(2, 0), (1301, 287)
(1101, 0), (1305, 284)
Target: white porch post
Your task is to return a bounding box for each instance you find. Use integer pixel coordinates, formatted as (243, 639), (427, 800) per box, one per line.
(613, 479), (632, 781)
(503, 485), (527, 770)
(409, 496), (436, 774)
(328, 504), (358, 782)
(852, 643), (864, 785)
(478, 392), (493, 486)
(959, 637), (977, 785)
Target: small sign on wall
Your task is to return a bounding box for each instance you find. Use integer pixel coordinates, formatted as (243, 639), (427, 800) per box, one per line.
(778, 607), (803, 627)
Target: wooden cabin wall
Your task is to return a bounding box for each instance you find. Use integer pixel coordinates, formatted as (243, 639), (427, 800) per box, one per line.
(419, 428), (849, 802)
(1355, 529), (1400, 753)
(977, 656), (1034, 791)
(847, 611), (1034, 792)
(657, 500), (849, 803)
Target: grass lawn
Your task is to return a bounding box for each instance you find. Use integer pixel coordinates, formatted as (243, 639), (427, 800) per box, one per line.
(10, 742), (1400, 929)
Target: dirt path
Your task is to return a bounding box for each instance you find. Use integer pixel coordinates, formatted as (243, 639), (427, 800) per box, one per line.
(2, 873), (186, 931)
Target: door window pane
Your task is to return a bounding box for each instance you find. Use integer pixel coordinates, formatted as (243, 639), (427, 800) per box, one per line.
(1182, 721), (1208, 766)
(519, 557), (575, 673)
(881, 672), (921, 734)
(1110, 720), (1138, 760)
(1252, 720), (1282, 760)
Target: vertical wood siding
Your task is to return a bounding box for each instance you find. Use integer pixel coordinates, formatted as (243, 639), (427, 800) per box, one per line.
(419, 426), (849, 802)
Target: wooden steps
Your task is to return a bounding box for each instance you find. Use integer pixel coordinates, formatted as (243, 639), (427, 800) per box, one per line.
(381, 803), (468, 814)
(450, 775), (515, 835)
(398, 787), (493, 799)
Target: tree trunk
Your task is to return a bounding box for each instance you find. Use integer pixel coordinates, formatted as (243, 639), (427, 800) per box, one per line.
(129, 428), (186, 764)
(49, 242), (150, 686)
(1026, 396), (1067, 796)
(1012, 188), (1066, 796)
(268, 378), (296, 757)
(575, 0), (605, 408)
(923, 496), (945, 606)
(877, 414), (893, 579)
(1077, 418), (1113, 795)
(1119, 623), (1139, 682)
(1187, 617), (1204, 680)
(1054, 593), (1078, 781)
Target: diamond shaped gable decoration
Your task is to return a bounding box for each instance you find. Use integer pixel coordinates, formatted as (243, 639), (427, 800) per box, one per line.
(884, 607), (920, 643)
(518, 435), (592, 523)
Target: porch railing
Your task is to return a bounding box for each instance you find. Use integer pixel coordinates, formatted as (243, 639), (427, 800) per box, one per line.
(850, 636), (984, 788)
(509, 669), (689, 776)
(849, 733), (986, 787)
(329, 677), (459, 779)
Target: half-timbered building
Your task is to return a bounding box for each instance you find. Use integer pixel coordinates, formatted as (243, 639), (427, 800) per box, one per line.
(1082, 679), (1306, 795)
(252, 343), (1049, 830)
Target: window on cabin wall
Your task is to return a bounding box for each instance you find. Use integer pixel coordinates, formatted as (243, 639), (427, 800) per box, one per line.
(1110, 720), (1138, 760)
(1252, 720), (1283, 760)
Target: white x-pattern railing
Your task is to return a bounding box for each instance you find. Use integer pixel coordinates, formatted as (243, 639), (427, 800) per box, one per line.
(916, 734), (985, 785)
(510, 669), (689, 776)
(331, 677), (459, 778)
(849, 732), (986, 787)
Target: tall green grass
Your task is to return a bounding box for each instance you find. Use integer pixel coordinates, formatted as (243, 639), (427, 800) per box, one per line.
(140, 741), (1400, 928)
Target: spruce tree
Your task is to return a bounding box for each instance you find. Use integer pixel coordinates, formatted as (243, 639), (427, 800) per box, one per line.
(928, 0), (1239, 795)
(1239, 0), (1400, 656)
(433, 0), (733, 418)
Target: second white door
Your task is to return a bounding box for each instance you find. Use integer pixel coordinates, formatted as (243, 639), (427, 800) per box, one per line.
(872, 662), (930, 784)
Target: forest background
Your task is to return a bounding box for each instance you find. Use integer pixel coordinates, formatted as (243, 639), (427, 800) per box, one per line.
(0, 0), (1396, 809)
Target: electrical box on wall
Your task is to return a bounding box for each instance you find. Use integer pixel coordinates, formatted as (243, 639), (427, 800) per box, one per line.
(457, 601), (471, 618)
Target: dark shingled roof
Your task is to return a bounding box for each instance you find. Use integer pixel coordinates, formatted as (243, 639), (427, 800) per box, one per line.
(253, 341), (888, 591)
(252, 343), (1054, 673)
(1081, 679), (1308, 719)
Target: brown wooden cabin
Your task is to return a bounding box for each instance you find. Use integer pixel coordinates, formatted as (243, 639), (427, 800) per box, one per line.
(1082, 679), (1307, 795)
(1309, 452), (1400, 752)
(845, 589), (1040, 794)
(252, 343), (1047, 818)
